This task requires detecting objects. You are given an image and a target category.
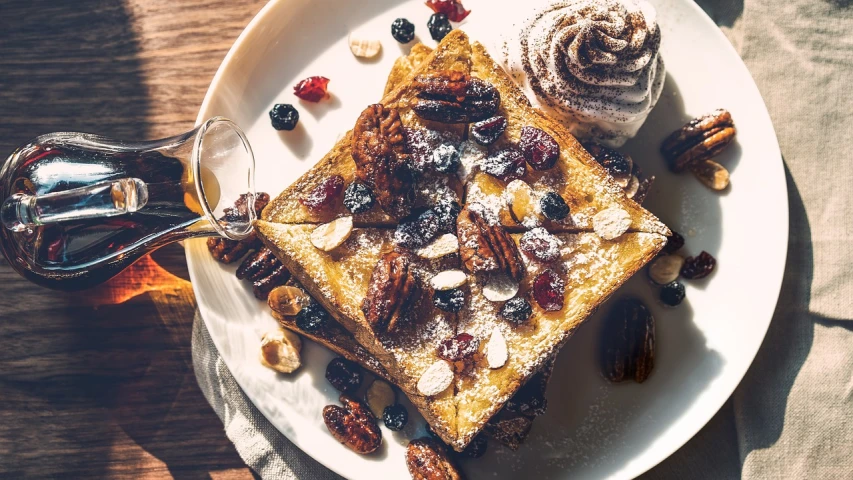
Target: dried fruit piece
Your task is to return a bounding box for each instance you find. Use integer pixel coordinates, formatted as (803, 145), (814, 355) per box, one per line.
(432, 144), (460, 174)
(412, 70), (500, 123)
(348, 34), (382, 58)
(485, 327), (508, 369)
(432, 199), (461, 233)
(259, 328), (302, 373)
(520, 126), (559, 170)
(600, 297), (655, 383)
(269, 104), (299, 131)
(395, 208), (441, 249)
(433, 288), (464, 312)
(300, 175), (344, 211)
(681, 251), (716, 279)
(362, 251), (420, 332)
(482, 147), (526, 182)
(323, 395), (382, 454)
(593, 207), (631, 240)
(383, 404), (408, 431)
(425, 0), (471, 22)
(416, 233), (459, 259)
(504, 368), (548, 415)
(504, 179), (541, 227)
(648, 254), (684, 285)
(692, 159), (730, 191)
(391, 18), (416, 43)
(660, 281), (686, 306)
(326, 358), (364, 393)
(429, 269), (467, 290)
(483, 273), (520, 302)
(661, 109), (736, 173)
(365, 379), (395, 418)
(584, 142), (633, 187)
(417, 360), (454, 396)
(427, 13), (453, 41)
(268, 285), (312, 316)
(295, 301), (329, 333)
(343, 182), (375, 214)
(293, 76), (330, 102)
(310, 216), (353, 251)
(662, 231), (685, 254)
(532, 269), (565, 311)
(539, 192), (569, 221)
(470, 115), (507, 146)
(406, 438), (462, 480)
(461, 434), (488, 459)
(520, 227), (561, 262)
(500, 297), (533, 323)
(437, 333), (480, 363)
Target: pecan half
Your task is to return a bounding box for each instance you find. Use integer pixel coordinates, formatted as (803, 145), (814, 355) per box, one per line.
(323, 394), (382, 454)
(457, 204), (524, 281)
(600, 297), (655, 383)
(352, 104), (414, 217)
(361, 251), (420, 332)
(406, 438), (463, 480)
(413, 70), (500, 123)
(660, 109), (736, 173)
(207, 192), (271, 263)
(236, 248), (290, 300)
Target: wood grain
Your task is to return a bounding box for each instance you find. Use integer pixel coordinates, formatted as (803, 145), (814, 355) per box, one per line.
(0, 0), (267, 477)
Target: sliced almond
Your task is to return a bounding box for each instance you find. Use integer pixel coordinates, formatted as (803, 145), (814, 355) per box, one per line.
(416, 233), (459, 259)
(486, 327), (508, 369)
(504, 179), (542, 227)
(593, 207), (631, 240)
(310, 216), (353, 251)
(429, 269), (467, 291)
(417, 360), (453, 396)
(692, 159), (730, 191)
(482, 273), (520, 302)
(624, 175), (640, 199)
(268, 285), (312, 316)
(348, 34), (382, 59)
(648, 254), (685, 285)
(260, 328), (302, 373)
(364, 379), (395, 418)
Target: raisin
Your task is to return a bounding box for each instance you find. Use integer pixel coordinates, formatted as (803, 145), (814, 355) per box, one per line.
(680, 251), (716, 279)
(391, 18), (416, 43)
(499, 297), (533, 323)
(433, 288), (464, 312)
(325, 358), (363, 393)
(539, 192), (569, 221)
(520, 126), (559, 170)
(427, 13), (453, 41)
(293, 76), (330, 102)
(295, 302), (328, 332)
(394, 208), (441, 249)
(343, 182), (375, 214)
(532, 269), (565, 311)
(383, 404), (409, 431)
(300, 175), (344, 211)
(519, 227), (561, 262)
(660, 281), (686, 306)
(470, 116), (507, 146)
(460, 434), (487, 458)
(482, 147), (526, 182)
(662, 231), (685, 254)
(437, 333), (479, 362)
(425, 0), (471, 22)
(269, 104), (299, 131)
(433, 199), (461, 234)
(432, 144), (460, 174)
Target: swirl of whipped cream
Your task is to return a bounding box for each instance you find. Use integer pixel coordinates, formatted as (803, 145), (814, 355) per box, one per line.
(503, 0), (665, 146)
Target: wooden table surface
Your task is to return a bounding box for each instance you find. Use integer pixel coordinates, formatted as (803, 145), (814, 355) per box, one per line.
(0, 1), (269, 477)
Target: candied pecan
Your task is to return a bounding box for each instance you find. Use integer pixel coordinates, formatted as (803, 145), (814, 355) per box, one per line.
(236, 248), (290, 300)
(457, 204), (524, 281)
(600, 297), (655, 383)
(323, 394), (382, 454)
(660, 109), (736, 173)
(361, 251), (419, 332)
(406, 438), (463, 480)
(352, 104), (414, 217)
(207, 192), (271, 263)
(412, 70), (500, 123)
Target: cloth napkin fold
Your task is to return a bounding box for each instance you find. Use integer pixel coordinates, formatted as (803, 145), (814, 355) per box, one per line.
(192, 0), (853, 478)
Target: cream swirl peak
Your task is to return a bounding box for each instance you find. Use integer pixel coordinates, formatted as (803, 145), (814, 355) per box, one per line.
(501, 0), (665, 147)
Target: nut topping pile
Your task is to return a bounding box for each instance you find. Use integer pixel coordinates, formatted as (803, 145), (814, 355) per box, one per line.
(661, 109), (737, 191)
(412, 70), (500, 123)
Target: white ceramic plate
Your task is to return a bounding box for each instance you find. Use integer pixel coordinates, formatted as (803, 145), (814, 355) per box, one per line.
(188, 0), (787, 478)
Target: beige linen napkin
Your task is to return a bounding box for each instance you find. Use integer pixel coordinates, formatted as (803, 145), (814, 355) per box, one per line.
(192, 0), (853, 478)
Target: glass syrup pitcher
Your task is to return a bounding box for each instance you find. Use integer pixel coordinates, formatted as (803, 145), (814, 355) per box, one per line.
(0, 117), (255, 290)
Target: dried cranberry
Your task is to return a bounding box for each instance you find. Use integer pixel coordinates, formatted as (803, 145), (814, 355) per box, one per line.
(425, 0), (471, 22)
(293, 76), (330, 102)
(519, 227), (561, 262)
(499, 297), (532, 323)
(460, 434), (487, 458)
(300, 175), (344, 211)
(680, 251), (716, 279)
(532, 270), (565, 312)
(470, 115), (507, 146)
(394, 208), (440, 249)
(482, 147), (526, 182)
(325, 358), (363, 393)
(437, 333), (480, 362)
(520, 126), (559, 170)
(427, 13), (453, 41)
(662, 231), (685, 254)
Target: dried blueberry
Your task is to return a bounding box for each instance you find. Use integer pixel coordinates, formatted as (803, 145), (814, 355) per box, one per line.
(681, 251), (716, 279)
(427, 13), (453, 41)
(520, 126), (559, 170)
(382, 404), (409, 431)
(432, 144), (460, 174)
(343, 182), (375, 214)
(482, 147), (526, 182)
(660, 281), (686, 306)
(433, 199), (461, 234)
(460, 434), (488, 459)
(470, 116), (507, 146)
(662, 231), (685, 255)
(295, 301), (328, 332)
(433, 288), (464, 313)
(539, 192), (569, 221)
(394, 208), (441, 249)
(325, 358), (363, 393)
(499, 297), (533, 323)
(269, 104), (299, 131)
(391, 18), (416, 44)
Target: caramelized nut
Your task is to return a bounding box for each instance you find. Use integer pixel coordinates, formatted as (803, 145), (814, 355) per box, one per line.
(323, 394), (382, 454)
(691, 159), (730, 191)
(259, 328), (302, 373)
(406, 438), (463, 480)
